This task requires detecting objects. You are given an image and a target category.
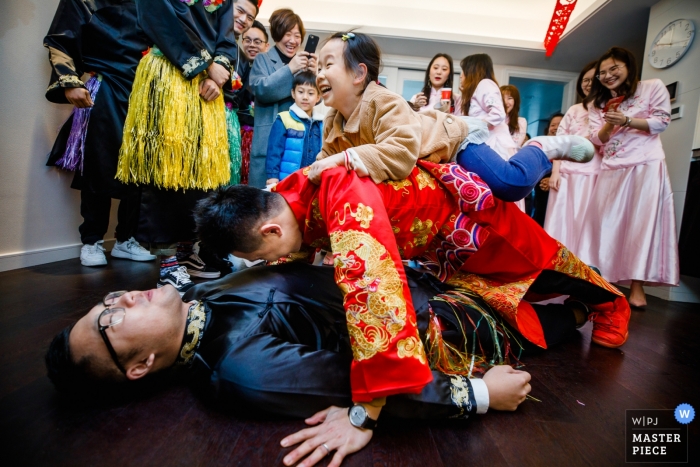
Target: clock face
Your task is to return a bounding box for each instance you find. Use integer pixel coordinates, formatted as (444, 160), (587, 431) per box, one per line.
(649, 19), (695, 69)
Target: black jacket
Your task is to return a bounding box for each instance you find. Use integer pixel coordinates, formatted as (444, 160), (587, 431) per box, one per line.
(183, 263), (480, 420)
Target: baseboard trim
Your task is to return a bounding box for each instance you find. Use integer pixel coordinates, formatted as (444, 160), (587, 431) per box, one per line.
(616, 276), (700, 304)
(0, 239), (116, 273)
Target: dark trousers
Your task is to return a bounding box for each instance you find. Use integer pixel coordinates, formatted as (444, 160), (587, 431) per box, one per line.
(433, 269), (619, 358)
(79, 190), (140, 245)
(456, 143), (552, 202)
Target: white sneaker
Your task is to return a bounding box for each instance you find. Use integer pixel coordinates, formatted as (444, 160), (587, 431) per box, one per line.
(111, 237), (156, 261)
(527, 135), (595, 163)
(81, 241), (107, 267)
(458, 116), (490, 150)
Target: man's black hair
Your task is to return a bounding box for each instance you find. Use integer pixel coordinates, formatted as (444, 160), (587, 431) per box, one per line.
(46, 324), (83, 394)
(243, 0), (260, 16)
(293, 71), (319, 91)
(194, 185), (284, 256)
(46, 324), (181, 403)
(44, 323), (123, 400)
(247, 20), (268, 42)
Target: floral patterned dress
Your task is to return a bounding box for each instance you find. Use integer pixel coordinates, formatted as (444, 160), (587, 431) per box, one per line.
(577, 79), (679, 287)
(543, 103), (601, 254)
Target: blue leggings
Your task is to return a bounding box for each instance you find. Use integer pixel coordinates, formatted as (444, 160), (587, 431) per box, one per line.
(456, 143), (552, 202)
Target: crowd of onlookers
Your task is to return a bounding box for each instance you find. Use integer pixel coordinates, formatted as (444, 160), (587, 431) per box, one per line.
(246, 18), (678, 308)
(45, 1), (677, 309)
(398, 47), (678, 308)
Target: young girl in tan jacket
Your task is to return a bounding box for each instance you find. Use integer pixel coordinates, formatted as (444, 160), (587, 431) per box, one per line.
(305, 32), (594, 202)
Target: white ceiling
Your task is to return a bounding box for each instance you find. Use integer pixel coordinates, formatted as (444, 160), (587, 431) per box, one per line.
(257, 0), (610, 50)
(257, 0), (657, 73)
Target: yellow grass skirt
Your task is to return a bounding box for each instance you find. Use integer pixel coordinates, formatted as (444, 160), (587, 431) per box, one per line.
(117, 50), (230, 190)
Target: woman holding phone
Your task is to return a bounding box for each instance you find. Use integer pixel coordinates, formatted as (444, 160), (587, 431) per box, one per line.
(248, 8), (317, 188)
(577, 47), (679, 308)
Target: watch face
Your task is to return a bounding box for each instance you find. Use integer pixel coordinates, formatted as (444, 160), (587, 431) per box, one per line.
(649, 19), (695, 69)
(349, 405), (366, 427)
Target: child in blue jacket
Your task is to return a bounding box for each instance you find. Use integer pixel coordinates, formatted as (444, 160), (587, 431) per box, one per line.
(265, 71), (323, 185)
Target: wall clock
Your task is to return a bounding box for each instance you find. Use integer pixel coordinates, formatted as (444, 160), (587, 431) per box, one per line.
(649, 19), (695, 69)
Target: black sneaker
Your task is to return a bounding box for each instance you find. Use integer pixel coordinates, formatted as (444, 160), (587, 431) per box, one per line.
(197, 244), (234, 276)
(177, 252), (221, 279)
(157, 266), (195, 295)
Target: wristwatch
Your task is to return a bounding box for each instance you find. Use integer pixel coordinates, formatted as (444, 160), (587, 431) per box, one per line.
(348, 404), (378, 430)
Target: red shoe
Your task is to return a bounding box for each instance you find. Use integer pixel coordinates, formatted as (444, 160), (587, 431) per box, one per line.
(588, 297), (631, 348)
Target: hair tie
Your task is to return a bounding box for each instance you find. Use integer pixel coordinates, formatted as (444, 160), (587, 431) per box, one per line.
(341, 32), (356, 41)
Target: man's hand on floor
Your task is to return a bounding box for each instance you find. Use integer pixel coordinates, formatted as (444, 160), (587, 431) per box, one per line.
(483, 365), (532, 411)
(280, 406), (373, 467)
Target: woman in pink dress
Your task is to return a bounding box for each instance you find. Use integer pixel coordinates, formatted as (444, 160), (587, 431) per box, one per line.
(410, 53), (454, 113)
(500, 84), (528, 211)
(453, 54), (519, 159)
(544, 61), (600, 253)
(578, 47), (679, 307)
(501, 84), (528, 149)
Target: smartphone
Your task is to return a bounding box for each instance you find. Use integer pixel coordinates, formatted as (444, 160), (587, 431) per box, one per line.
(304, 35), (319, 54)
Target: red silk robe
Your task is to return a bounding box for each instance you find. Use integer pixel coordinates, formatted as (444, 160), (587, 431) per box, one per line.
(273, 161), (627, 401)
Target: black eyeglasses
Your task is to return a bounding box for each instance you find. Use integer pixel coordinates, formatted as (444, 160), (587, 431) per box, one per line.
(242, 37), (266, 46)
(97, 291), (128, 375)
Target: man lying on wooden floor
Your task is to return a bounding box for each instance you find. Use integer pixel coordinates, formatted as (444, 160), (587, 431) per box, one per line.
(47, 262), (609, 467)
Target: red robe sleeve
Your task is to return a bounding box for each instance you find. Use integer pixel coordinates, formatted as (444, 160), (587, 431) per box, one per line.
(317, 167), (433, 402)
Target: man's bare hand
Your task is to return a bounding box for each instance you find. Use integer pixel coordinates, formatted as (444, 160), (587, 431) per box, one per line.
(207, 62), (230, 88)
(482, 365), (532, 411)
(280, 406), (373, 467)
(199, 78), (220, 101)
(65, 87), (93, 108)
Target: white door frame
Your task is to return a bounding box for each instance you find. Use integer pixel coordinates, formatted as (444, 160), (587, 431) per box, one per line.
(501, 66), (579, 112)
(381, 54), (580, 111)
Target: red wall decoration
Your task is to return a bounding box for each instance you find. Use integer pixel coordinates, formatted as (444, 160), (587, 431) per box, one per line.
(544, 0), (578, 56)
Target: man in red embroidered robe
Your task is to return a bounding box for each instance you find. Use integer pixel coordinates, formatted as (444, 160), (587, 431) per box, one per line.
(194, 161), (630, 433)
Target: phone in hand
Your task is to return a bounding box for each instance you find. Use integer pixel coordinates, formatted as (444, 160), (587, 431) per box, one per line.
(304, 35), (319, 54)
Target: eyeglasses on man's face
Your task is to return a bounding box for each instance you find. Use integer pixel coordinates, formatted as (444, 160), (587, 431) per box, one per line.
(97, 291), (128, 375)
(596, 64), (626, 81)
(243, 37), (266, 46)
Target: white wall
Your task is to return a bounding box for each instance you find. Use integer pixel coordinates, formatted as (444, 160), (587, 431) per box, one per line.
(641, 0), (700, 302)
(0, 0), (121, 272)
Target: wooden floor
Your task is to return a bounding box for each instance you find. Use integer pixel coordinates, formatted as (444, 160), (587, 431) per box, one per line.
(1, 257), (698, 466)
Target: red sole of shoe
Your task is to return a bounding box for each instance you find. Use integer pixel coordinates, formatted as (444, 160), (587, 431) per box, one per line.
(592, 331), (629, 348)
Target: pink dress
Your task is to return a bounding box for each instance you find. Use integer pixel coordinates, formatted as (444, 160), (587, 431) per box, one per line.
(510, 117), (528, 148)
(577, 79), (679, 287)
(410, 87), (444, 112)
(543, 103), (601, 254)
(453, 79), (518, 158)
(455, 79), (523, 210)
